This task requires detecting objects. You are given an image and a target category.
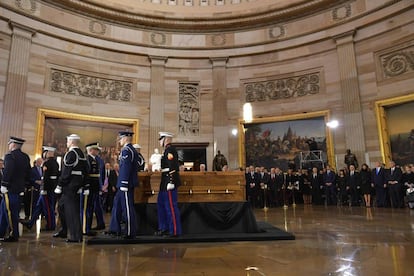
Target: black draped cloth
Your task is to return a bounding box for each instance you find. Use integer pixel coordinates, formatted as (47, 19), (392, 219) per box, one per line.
(135, 202), (261, 235)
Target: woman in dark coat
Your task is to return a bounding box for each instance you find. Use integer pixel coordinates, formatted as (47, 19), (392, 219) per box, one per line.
(360, 163), (372, 207)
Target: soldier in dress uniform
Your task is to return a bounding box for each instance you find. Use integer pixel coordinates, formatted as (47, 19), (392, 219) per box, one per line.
(21, 146), (60, 231)
(81, 142), (104, 235)
(133, 144), (146, 172)
(54, 134), (88, 243)
(108, 131), (139, 239)
(154, 132), (182, 237)
(0, 136), (32, 242)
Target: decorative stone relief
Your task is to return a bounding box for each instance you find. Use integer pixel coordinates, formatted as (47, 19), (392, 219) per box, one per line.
(89, 20), (107, 35)
(179, 83), (200, 136)
(49, 68), (132, 102)
(269, 25), (285, 39)
(151, 32), (167, 45)
(15, 0), (37, 13)
(244, 72), (320, 102)
(332, 4), (352, 21)
(380, 47), (414, 78)
(211, 34), (226, 46)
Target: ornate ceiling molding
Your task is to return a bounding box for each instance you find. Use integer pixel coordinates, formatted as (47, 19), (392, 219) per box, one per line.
(43, 0), (348, 32)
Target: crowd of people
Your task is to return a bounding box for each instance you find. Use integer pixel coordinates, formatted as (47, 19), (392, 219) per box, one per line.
(0, 130), (182, 242)
(244, 160), (414, 209)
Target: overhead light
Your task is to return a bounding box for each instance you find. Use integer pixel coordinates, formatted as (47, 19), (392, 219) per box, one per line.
(326, 120), (339, 128)
(243, 103), (252, 123)
(231, 128), (238, 136)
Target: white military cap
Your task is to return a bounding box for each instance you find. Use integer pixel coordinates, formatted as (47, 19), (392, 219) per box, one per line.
(66, 134), (80, 140)
(42, 146), (56, 152)
(158, 132), (174, 140)
(8, 136), (25, 145)
(133, 144), (141, 149)
(85, 142), (102, 150)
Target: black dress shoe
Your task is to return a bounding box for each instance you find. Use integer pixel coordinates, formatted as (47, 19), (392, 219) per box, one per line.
(1, 236), (19, 242)
(82, 231), (97, 236)
(122, 235), (135, 240)
(53, 232), (67, 238)
(92, 225), (105, 230)
(19, 219), (33, 230)
(154, 230), (169, 236)
(66, 239), (82, 243)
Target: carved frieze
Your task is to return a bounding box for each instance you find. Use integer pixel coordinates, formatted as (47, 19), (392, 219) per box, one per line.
(49, 68), (132, 102)
(380, 47), (414, 78)
(332, 3), (352, 21)
(89, 20), (107, 35)
(268, 25), (285, 39)
(179, 83), (200, 136)
(244, 72), (320, 102)
(15, 0), (37, 13)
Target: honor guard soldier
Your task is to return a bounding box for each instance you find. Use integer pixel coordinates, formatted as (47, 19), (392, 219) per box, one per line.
(133, 144), (146, 172)
(154, 131), (182, 237)
(108, 131), (138, 239)
(21, 146), (60, 231)
(54, 134), (88, 243)
(81, 142), (105, 235)
(0, 136), (31, 242)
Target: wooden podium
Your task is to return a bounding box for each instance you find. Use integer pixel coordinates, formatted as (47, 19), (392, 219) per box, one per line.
(135, 171), (246, 203)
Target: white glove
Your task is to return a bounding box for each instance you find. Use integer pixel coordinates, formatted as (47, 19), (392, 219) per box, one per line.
(83, 189), (90, 196)
(1, 186), (8, 194)
(54, 186), (62, 194)
(40, 190), (47, 195)
(167, 183), (175, 191)
(77, 188), (82, 194)
(120, 187), (128, 192)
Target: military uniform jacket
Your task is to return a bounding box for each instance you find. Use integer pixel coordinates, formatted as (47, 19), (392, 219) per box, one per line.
(160, 144), (181, 191)
(59, 147), (88, 192)
(86, 154), (101, 192)
(1, 148), (31, 194)
(117, 143), (139, 189)
(42, 157), (60, 192)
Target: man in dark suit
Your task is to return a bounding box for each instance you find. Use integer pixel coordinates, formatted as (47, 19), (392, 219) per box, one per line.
(0, 136), (32, 242)
(245, 165), (259, 208)
(371, 161), (388, 207)
(310, 167), (323, 205)
(257, 167), (270, 208)
(323, 165), (336, 206)
(0, 159), (4, 205)
(386, 161), (403, 208)
(346, 165), (362, 206)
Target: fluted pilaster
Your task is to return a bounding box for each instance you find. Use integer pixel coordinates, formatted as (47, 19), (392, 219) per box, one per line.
(334, 31), (366, 165)
(148, 56), (168, 155)
(210, 57), (229, 157)
(0, 22), (35, 154)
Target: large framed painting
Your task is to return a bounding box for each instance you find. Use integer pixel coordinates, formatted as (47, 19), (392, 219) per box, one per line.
(238, 110), (334, 171)
(35, 108), (139, 165)
(375, 94), (414, 166)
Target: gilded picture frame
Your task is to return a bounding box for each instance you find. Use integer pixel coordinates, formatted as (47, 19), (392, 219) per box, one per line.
(238, 110), (335, 171)
(35, 108), (139, 165)
(375, 94), (414, 166)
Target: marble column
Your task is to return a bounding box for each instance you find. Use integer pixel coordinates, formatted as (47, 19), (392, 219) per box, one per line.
(0, 22), (35, 154)
(148, 56), (167, 158)
(334, 31), (366, 167)
(210, 57), (229, 159)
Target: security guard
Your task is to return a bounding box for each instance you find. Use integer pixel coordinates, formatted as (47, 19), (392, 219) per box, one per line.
(0, 136), (31, 242)
(21, 146), (59, 231)
(54, 134), (88, 243)
(108, 131), (138, 239)
(155, 131), (182, 237)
